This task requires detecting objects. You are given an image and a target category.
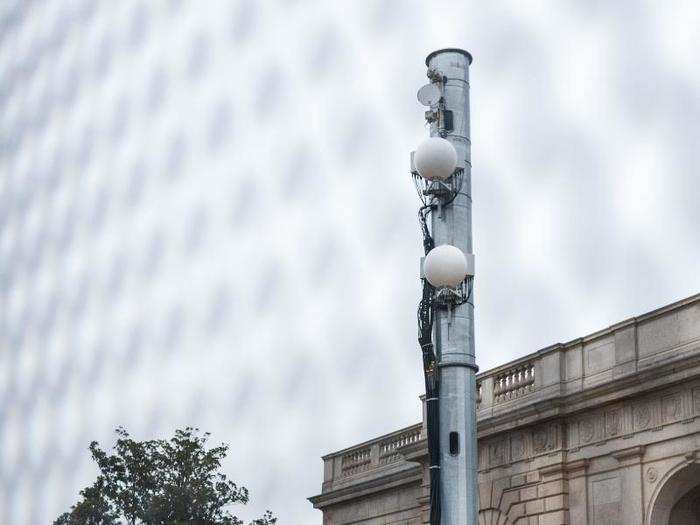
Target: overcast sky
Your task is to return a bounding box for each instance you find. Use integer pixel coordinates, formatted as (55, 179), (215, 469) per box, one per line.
(2, 1), (700, 523)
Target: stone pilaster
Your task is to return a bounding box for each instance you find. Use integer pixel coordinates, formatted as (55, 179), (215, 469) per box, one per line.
(612, 445), (646, 525)
(565, 459), (589, 525)
(535, 462), (570, 524)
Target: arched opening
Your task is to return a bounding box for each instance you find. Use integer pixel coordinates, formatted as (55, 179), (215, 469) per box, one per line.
(649, 463), (700, 525)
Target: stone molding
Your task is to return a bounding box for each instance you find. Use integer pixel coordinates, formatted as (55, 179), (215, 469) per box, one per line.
(611, 445), (646, 463)
(308, 461), (422, 509)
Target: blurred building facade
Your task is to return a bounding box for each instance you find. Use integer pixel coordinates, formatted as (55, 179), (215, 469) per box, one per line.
(310, 294), (700, 524)
(3, 2), (383, 522)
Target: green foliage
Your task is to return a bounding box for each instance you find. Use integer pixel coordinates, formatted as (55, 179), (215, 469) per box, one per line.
(54, 427), (276, 525)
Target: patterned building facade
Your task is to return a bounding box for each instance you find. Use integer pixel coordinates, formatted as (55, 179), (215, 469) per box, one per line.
(3, 2), (397, 521)
(310, 293), (700, 524)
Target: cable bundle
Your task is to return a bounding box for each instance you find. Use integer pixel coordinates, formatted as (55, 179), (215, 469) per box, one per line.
(417, 204), (441, 525)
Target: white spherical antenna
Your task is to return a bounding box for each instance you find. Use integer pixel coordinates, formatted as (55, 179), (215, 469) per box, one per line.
(414, 137), (457, 181)
(424, 244), (468, 288)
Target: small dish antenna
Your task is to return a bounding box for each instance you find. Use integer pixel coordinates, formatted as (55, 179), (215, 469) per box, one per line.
(417, 83), (441, 106)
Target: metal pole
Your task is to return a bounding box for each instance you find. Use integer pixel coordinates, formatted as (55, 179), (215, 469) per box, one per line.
(425, 48), (479, 525)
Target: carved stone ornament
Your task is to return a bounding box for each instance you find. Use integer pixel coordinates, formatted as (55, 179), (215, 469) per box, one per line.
(646, 467), (658, 483)
(580, 419), (595, 443)
(489, 440), (506, 466)
(693, 388), (700, 413)
(606, 410), (621, 436)
(532, 427), (549, 452)
(511, 433), (526, 460)
(635, 404), (651, 429)
(664, 396), (682, 421)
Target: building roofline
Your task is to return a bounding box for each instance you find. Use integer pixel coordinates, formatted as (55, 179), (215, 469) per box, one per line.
(477, 292), (700, 379)
(321, 292), (700, 458)
(320, 422), (423, 461)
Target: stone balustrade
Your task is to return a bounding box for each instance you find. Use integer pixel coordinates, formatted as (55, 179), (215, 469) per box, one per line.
(492, 361), (536, 403)
(321, 424), (423, 488)
(378, 426), (422, 465)
(340, 446), (371, 477)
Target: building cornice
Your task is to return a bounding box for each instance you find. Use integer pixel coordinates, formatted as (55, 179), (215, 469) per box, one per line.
(308, 462), (421, 509)
(476, 292), (700, 381)
(476, 348), (700, 437)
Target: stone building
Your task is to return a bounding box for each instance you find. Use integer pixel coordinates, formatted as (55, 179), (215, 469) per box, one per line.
(309, 293), (700, 524)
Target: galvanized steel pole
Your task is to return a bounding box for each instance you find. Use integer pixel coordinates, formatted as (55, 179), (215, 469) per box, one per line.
(425, 48), (479, 524)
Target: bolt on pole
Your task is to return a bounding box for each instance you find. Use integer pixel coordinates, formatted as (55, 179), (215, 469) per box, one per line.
(425, 48), (479, 525)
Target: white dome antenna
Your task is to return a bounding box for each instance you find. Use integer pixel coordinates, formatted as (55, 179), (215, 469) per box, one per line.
(414, 137), (457, 182)
(423, 244), (473, 289)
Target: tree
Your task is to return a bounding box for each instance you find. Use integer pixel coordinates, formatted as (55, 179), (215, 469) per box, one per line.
(55, 427), (276, 525)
